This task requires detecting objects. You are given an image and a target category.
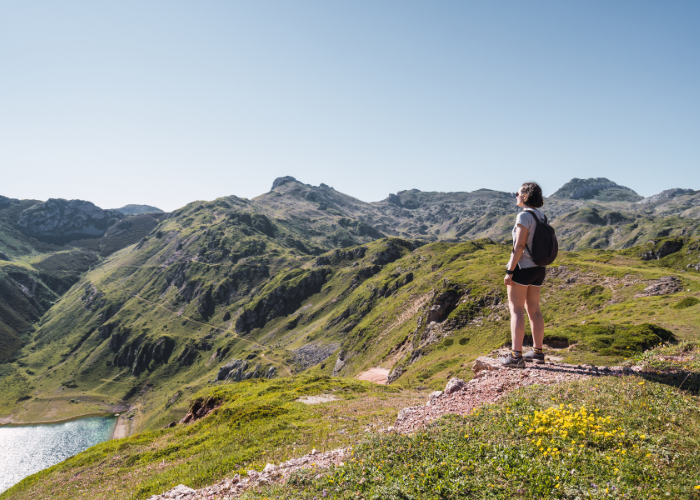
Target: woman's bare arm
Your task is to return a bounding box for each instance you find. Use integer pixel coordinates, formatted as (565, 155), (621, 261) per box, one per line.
(505, 224), (528, 286)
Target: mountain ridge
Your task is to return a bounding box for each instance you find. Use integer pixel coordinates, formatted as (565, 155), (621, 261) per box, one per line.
(0, 175), (699, 434)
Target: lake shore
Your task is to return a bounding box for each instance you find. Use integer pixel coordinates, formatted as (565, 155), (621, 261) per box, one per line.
(0, 411), (120, 428)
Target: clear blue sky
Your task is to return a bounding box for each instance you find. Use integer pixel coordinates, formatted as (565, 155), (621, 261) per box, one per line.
(1, 1), (698, 211)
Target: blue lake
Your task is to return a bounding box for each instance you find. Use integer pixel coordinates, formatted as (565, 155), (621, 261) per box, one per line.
(0, 416), (117, 494)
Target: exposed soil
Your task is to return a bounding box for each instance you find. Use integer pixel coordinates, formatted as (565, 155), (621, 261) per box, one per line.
(356, 367), (390, 385)
(295, 394), (340, 404)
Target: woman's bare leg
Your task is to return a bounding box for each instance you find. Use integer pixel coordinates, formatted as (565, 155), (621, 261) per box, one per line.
(507, 282), (529, 351)
(525, 286), (544, 348)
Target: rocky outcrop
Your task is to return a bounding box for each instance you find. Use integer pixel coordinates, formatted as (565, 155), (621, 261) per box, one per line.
(426, 289), (461, 323)
(17, 198), (123, 242)
(314, 246), (367, 267)
(635, 276), (683, 298)
(640, 239), (684, 260)
(271, 176), (298, 190)
(235, 268), (332, 333)
(111, 334), (175, 376)
(146, 448), (348, 500)
(179, 396), (222, 424)
(639, 188), (695, 205)
(371, 240), (406, 265)
(292, 343), (339, 370)
(215, 358), (276, 382)
(0, 195), (14, 209)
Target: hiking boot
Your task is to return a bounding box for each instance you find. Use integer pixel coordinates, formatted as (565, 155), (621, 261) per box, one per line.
(499, 353), (525, 368)
(523, 350), (545, 364)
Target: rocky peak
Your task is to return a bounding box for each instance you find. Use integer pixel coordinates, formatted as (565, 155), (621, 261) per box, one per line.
(552, 178), (641, 201)
(271, 176), (299, 190)
(639, 188), (696, 205)
(17, 198), (124, 241)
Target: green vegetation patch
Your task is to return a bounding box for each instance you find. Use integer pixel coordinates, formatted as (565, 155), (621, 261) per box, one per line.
(673, 297), (700, 310)
(634, 341), (700, 393)
(248, 377), (700, 499)
(0, 365), (32, 408)
(547, 323), (675, 357)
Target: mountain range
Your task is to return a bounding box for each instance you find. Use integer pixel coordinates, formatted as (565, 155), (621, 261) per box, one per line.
(0, 176), (698, 434)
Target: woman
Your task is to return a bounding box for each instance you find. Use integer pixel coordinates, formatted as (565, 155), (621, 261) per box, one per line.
(500, 182), (547, 368)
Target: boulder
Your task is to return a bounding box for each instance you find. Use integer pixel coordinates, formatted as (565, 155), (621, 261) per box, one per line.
(147, 484), (195, 500)
(444, 377), (466, 395)
(472, 356), (504, 373)
(427, 391), (443, 404)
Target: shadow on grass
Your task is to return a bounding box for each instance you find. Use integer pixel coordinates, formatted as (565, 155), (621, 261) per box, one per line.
(528, 362), (700, 395)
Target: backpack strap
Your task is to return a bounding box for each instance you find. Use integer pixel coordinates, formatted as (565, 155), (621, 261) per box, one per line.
(524, 208), (544, 224)
(522, 208), (543, 256)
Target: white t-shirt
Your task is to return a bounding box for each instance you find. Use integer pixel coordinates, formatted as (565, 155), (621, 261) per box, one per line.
(513, 207), (545, 269)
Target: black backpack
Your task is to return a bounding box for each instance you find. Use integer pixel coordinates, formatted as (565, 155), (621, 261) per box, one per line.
(524, 209), (558, 266)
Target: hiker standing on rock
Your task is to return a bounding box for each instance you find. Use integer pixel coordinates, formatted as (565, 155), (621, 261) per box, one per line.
(500, 182), (558, 368)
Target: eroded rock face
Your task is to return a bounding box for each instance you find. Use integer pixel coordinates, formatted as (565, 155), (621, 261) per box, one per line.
(17, 198), (123, 241)
(235, 268), (332, 333)
(640, 240), (684, 260)
(216, 358), (276, 382)
(292, 343), (339, 370)
(111, 333), (175, 376)
(179, 396), (222, 425)
(426, 289), (461, 323)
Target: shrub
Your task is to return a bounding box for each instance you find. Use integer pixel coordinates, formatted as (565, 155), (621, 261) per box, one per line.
(672, 297), (700, 309)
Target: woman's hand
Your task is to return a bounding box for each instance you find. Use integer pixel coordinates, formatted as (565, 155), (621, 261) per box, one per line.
(504, 273), (513, 286)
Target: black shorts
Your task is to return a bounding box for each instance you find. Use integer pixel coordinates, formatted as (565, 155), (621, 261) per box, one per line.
(512, 266), (546, 287)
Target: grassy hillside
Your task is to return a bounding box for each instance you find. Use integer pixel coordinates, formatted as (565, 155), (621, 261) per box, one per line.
(2, 176), (698, 365)
(1, 177), (699, 428)
(3, 343), (699, 500)
(0, 198), (167, 362)
(2, 228), (698, 431)
(1, 376), (428, 500)
(247, 363), (700, 499)
(1, 180), (699, 499)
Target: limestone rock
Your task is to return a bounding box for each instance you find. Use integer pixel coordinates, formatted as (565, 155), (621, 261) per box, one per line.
(472, 356), (504, 373)
(444, 377), (466, 395)
(427, 391), (443, 404)
(147, 484), (195, 499)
